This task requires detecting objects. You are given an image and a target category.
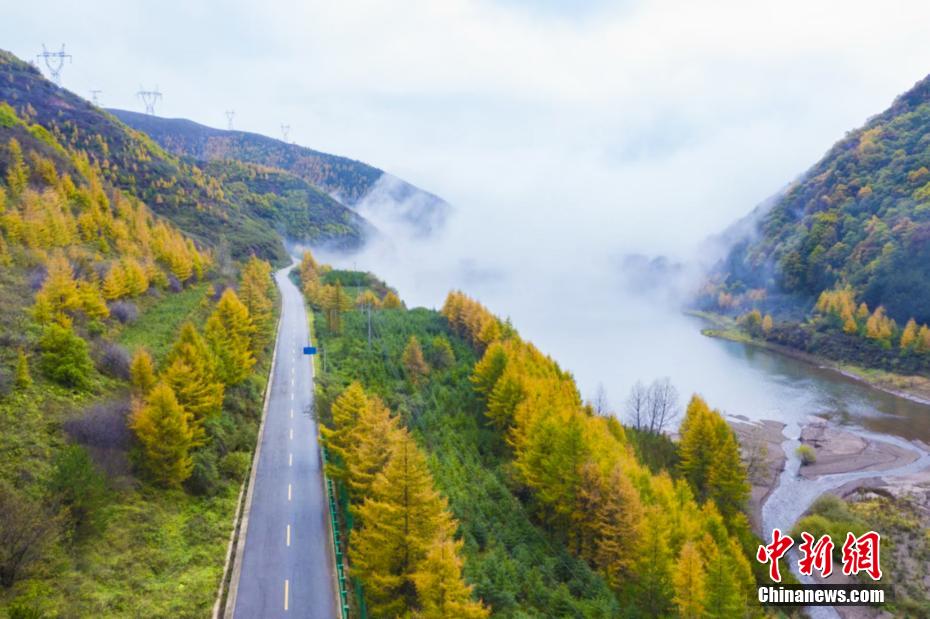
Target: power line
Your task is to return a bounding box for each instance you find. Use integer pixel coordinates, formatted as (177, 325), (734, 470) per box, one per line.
(37, 44), (71, 85)
(137, 86), (162, 115)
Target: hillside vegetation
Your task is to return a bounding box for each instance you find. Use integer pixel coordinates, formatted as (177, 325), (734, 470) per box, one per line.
(0, 49), (368, 263)
(704, 73), (930, 377)
(298, 251), (783, 618)
(111, 110), (450, 236)
(0, 84), (280, 615)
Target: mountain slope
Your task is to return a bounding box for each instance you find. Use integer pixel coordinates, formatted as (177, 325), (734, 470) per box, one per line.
(0, 49), (368, 262)
(109, 110), (449, 236)
(710, 74), (930, 324)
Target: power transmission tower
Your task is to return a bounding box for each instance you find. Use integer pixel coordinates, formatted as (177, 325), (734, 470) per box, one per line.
(90, 90), (102, 106)
(225, 110), (235, 130)
(137, 86), (162, 115)
(37, 44), (71, 85)
(280, 124), (290, 143)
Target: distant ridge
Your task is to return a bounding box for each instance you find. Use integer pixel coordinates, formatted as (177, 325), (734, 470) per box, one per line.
(110, 110), (450, 237)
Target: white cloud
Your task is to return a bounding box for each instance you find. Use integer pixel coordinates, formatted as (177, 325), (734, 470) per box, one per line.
(7, 0), (930, 264)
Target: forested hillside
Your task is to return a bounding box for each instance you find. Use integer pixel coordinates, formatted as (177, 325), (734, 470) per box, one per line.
(0, 49), (368, 262)
(702, 73), (930, 376)
(0, 85), (280, 614)
(708, 73), (930, 323)
(110, 110), (450, 235)
(299, 251), (781, 618)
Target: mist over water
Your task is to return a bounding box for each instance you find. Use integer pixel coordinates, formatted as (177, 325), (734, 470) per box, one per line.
(318, 182), (930, 444)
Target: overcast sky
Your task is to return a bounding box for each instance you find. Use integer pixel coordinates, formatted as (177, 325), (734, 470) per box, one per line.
(8, 0), (930, 260)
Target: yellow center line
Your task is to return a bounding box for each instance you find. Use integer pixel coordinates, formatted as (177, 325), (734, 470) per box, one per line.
(284, 579), (289, 611)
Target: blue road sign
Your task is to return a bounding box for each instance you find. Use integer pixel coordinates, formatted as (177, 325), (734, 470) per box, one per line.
(303, 346), (317, 355)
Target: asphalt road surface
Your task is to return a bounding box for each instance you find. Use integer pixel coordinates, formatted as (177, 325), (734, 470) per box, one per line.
(232, 263), (337, 618)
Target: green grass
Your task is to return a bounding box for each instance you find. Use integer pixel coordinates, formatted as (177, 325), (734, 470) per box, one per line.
(53, 485), (239, 617)
(0, 277), (277, 617)
(117, 284), (211, 363)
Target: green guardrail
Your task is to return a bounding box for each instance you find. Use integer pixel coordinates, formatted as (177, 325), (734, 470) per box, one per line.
(321, 445), (351, 618)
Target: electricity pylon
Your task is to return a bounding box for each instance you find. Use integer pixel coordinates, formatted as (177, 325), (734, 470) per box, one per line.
(137, 87), (162, 115)
(281, 124), (290, 143)
(90, 90), (102, 106)
(225, 110), (235, 130)
(37, 44), (71, 85)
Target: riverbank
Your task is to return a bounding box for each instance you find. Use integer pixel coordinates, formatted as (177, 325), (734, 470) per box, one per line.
(729, 415), (930, 535)
(689, 310), (930, 406)
(728, 417), (787, 532)
(798, 418), (922, 478)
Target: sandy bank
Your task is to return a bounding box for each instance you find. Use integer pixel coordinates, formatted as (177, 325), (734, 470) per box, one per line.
(728, 416), (787, 532)
(798, 418), (920, 478)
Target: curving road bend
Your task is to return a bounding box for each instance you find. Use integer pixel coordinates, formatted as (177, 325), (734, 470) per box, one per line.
(230, 262), (337, 618)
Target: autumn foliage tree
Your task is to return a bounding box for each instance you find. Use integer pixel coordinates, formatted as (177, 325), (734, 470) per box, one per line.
(352, 430), (457, 616)
(321, 383), (486, 617)
(162, 322), (224, 442)
(412, 534), (489, 619)
(402, 335), (430, 386)
(451, 291), (760, 613)
(678, 396), (750, 521)
(129, 348), (156, 395)
(205, 288), (255, 385)
(239, 255), (274, 350)
(130, 383), (195, 487)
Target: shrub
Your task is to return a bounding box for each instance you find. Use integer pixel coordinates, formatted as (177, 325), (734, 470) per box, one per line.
(38, 323), (94, 389)
(28, 266), (46, 292)
(94, 341), (131, 380)
(109, 301), (138, 324)
(796, 444), (817, 465)
(48, 445), (109, 537)
(185, 449), (220, 496)
(0, 481), (60, 588)
(63, 399), (132, 450)
(219, 451), (250, 481)
(0, 368), (13, 399)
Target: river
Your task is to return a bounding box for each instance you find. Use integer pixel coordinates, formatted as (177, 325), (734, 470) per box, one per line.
(317, 239), (930, 533)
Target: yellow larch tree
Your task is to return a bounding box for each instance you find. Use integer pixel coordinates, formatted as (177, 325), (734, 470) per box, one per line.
(33, 250), (82, 325)
(918, 325), (930, 353)
(381, 290), (402, 309)
(672, 541), (706, 619)
(346, 396), (401, 502)
(402, 335), (430, 386)
(77, 277), (109, 320)
(319, 382), (368, 483)
(238, 255), (274, 351)
(412, 534), (489, 619)
(205, 288), (255, 385)
(14, 348), (31, 389)
(129, 348), (157, 395)
(900, 318), (919, 350)
(130, 383), (195, 487)
(591, 465), (644, 588)
(162, 322), (224, 442)
(352, 430), (456, 618)
(102, 262), (128, 300)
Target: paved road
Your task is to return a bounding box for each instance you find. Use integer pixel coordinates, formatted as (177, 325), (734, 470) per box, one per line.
(231, 263), (337, 618)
